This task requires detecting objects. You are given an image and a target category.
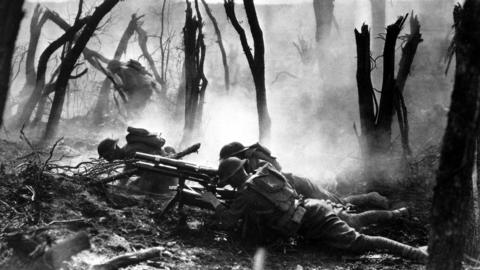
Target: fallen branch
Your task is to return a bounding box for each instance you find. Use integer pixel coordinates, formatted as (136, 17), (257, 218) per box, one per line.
(91, 246), (165, 270)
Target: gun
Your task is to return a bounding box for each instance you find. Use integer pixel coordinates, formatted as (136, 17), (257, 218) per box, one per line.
(134, 152), (236, 216)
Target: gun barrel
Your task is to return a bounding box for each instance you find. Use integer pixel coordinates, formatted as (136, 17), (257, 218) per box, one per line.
(135, 152), (217, 176)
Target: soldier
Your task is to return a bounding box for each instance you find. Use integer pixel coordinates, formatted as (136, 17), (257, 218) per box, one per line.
(107, 59), (158, 117)
(219, 142), (389, 210)
(98, 127), (177, 193)
(200, 158), (427, 262)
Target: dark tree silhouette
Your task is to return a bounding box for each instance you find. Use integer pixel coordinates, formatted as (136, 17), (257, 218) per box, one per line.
(201, 0), (230, 91)
(16, 17), (89, 129)
(354, 14), (421, 179)
(224, 0), (271, 143)
(42, 0), (121, 142)
(428, 2), (480, 269)
(0, 0), (25, 127)
(181, 0), (208, 146)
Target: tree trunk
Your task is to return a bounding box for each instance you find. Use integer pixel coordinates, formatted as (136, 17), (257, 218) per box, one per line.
(375, 16), (406, 153)
(313, 0), (335, 43)
(354, 16), (408, 157)
(92, 14), (138, 125)
(181, 0), (207, 146)
(428, 2), (480, 270)
(20, 5), (49, 98)
(16, 17), (89, 129)
(354, 24), (376, 158)
(0, 0), (25, 127)
(42, 0), (120, 143)
(395, 14), (423, 155)
(201, 0), (230, 91)
(224, 0), (271, 143)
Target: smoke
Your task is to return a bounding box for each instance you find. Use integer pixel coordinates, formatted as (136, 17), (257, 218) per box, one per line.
(6, 0), (455, 188)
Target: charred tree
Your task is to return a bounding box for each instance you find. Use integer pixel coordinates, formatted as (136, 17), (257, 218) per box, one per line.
(355, 16), (409, 158)
(20, 5), (50, 98)
(354, 13), (422, 178)
(395, 14), (422, 155)
(201, 0), (230, 91)
(16, 17), (89, 129)
(428, 2), (480, 269)
(0, 0), (25, 127)
(181, 0), (208, 146)
(42, 0), (120, 142)
(375, 16), (407, 153)
(224, 0), (271, 143)
(313, 0), (335, 43)
(92, 14), (138, 125)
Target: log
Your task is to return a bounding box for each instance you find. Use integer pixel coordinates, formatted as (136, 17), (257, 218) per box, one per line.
(92, 247), (165, 270)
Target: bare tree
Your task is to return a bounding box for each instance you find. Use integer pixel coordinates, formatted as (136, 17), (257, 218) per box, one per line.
(201, 0), (230, 91)
(428, 2), (480, 269)
(224, 0), (271, 143)
(0, 0), (25, 127)
(313, 0), (335, 43)
(354, 14), (421, 174)
(134, 16), (165, 93)
(181, 0), (208, 146)
(16, 17), (90, 129)
(42, 0), (121, 142)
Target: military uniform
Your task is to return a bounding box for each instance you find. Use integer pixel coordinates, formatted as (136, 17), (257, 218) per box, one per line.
(214, 163), (426, 261)
(219, 142), (388, 210)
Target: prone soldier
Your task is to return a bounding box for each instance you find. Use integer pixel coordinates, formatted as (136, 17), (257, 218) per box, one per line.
(200, 158), (427, 262)
(219, 141), (390, 210)
(98, 127), (178, 193)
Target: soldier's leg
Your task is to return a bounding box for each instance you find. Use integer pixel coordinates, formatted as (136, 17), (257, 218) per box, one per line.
(343, 192), (389, 209)
(349, 234), (428, 262)
(337, 208), (409, 229)
(299, 199), (426, 262)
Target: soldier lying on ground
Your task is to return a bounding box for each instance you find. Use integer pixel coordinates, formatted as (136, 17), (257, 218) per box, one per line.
(98, 127), (178, 193)
(200, 158), (428, 262)
(219, 142), (389, 210)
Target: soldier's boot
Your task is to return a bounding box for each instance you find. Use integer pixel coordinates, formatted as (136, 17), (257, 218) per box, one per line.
(338, 207), (409, 229)
(343, 192), (389, 209)
(352, 234), (428, 262)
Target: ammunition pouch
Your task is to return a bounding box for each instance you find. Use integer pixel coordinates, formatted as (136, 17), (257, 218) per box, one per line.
(274, 199), (306, 236)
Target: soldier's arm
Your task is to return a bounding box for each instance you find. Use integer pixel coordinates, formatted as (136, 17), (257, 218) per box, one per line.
(214, 193), (250, 229)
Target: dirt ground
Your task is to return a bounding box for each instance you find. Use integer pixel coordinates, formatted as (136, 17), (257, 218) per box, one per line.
(0, 136), (434, 270)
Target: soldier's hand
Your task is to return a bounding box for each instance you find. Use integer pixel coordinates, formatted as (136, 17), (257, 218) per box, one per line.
(200, 192), (221, 208)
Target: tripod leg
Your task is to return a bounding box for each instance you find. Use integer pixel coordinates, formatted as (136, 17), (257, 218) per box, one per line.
(156, 193), (179, 219)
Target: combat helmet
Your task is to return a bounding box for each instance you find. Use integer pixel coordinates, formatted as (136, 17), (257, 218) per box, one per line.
(97, 138), (118, 160)
(218, 157), (246, 187)
(219, 141), (247, 160)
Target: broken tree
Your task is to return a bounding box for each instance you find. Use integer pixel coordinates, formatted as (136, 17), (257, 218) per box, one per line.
(181, 0), (208, 146)
(354, 14), (421, 177)
(0, 0), (25, 127)
(42, 0), (121, 143)
(428, 2), (480, 270)
(224, 0), (271, 143)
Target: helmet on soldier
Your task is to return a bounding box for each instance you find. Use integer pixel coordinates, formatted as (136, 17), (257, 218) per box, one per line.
(107, 60), (122, 72)
(98, 138), (119, 161)
(219, 141), (247, 160)
(218, 157), (247, 187)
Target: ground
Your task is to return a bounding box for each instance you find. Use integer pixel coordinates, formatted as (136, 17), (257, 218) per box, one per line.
(0, 135), (435, 270)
